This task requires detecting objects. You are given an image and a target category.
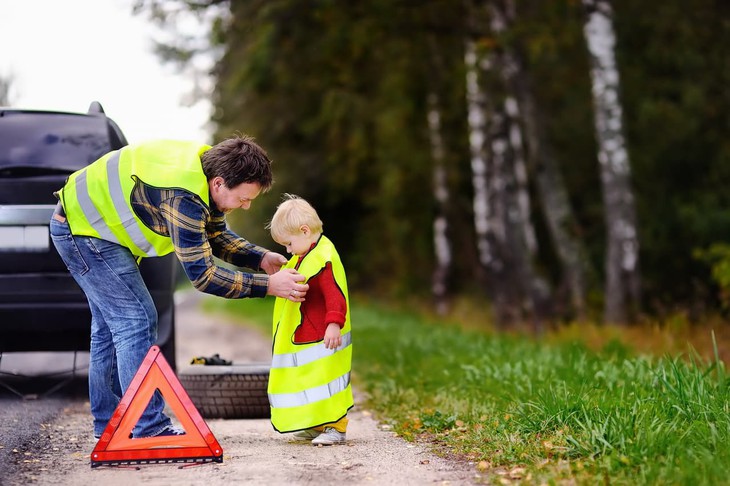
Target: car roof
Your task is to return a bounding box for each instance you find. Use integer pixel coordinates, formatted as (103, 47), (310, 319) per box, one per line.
(0, 103), (128, 173)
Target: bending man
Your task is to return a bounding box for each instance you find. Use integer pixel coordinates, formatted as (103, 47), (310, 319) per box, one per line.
(50, 136), (308, 439)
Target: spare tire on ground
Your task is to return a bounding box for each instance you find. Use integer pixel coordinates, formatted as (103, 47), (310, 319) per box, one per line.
(178, 363), (270, 419)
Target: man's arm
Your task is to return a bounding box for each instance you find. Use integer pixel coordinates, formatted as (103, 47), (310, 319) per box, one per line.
(159, 194), (308, 300)
(161, 194), (269, 298)
(206, 211), (268, 271)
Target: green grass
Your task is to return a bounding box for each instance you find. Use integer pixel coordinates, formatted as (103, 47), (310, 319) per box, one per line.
(203, 295), (730, 485)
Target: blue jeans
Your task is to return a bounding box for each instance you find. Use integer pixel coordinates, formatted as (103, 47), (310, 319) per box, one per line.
(50, 218), (172, 438)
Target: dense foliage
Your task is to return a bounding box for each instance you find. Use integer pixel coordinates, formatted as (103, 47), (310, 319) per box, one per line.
(138, 0), (729, 321)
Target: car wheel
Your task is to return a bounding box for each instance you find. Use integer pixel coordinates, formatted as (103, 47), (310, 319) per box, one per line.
(178, 363), (270, 419)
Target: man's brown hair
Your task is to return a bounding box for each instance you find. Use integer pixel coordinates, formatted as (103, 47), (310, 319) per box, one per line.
(201, 135), (273, 191)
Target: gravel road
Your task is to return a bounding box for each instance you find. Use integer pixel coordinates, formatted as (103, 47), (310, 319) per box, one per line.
(1, 291), (481, 485)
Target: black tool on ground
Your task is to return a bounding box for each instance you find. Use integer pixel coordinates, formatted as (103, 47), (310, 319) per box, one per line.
(190, 354), (232, 366)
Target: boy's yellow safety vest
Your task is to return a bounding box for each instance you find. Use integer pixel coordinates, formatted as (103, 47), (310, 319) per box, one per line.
(268, 235), (353, 432)
(57, 140), (211, 258)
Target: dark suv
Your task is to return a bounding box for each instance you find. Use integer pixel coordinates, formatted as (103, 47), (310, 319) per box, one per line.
(0, 102), (177, 369)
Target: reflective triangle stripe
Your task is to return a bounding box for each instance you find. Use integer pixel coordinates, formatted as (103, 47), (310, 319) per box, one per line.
(271, 331), (352, 369)
(268, 372), (350, 408)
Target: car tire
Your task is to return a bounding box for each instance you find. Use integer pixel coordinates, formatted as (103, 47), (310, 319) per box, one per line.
(178, 363), (271, 419)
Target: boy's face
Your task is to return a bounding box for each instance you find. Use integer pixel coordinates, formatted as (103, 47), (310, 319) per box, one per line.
(278, 225), (316, 256)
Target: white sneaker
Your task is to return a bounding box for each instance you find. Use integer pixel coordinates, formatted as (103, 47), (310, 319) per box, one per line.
(293, 429), (321, 440)
(311, 427), (346, 446)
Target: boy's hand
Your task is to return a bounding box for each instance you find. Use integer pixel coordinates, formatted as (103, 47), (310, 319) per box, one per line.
(324, 323), (342, 349)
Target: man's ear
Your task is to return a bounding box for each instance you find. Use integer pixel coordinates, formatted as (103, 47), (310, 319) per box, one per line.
(211, 176), (224, 190)
(300, 225), (311, 236)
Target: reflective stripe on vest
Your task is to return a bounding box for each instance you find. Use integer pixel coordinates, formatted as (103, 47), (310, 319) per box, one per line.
(72, 166), (119, 245)
(268, 235), (353, 433)
(268, 371), (351, 409)
(75, 151), (154, 254)
(271, 331), (352, 369)
(59, 140), (210, 258)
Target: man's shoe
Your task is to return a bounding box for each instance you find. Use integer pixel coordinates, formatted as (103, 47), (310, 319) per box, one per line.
(311, 427), (346, 446)
(152, 426), (185, 437)
(293, 428), (322, 440)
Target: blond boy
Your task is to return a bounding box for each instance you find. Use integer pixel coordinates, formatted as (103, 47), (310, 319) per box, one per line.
(266, 194), (353, 445)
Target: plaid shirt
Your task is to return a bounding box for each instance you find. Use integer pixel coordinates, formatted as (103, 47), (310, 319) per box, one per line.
(132, 183), (269, 298)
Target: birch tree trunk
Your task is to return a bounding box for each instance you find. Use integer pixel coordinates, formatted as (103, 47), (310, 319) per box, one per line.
(424, 28), (455, 316)
(465, 37), (526, 326)
(504, 95), (552, 331)
(427, 91), (452, 316)
(492, 0), (591, 321)
(582, 0), (641, 324)
(464, 38), (493, 274)
(465, 10), (547, 330)
(491, 98), (546, 330)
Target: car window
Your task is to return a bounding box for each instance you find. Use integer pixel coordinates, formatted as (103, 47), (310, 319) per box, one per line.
(0, 111), (113, 173)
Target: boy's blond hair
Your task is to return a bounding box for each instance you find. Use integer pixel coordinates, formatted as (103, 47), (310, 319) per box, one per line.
(267, 194), (323, 243)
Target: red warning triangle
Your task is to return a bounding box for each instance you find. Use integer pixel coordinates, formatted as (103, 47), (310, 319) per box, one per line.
(90, 345), (223, 467)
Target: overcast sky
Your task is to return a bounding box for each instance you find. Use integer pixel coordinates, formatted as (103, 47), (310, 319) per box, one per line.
(0, 0), (212, 144)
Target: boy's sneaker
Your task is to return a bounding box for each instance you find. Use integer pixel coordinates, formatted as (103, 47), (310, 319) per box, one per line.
(293, 428), (322, 440)
(311, 427), (346, 446)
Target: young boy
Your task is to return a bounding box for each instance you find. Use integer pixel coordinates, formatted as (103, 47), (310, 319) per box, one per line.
(266, 194), (353, 445)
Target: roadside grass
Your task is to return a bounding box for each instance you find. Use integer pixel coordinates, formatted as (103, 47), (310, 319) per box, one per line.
(203, 296), (730, 485)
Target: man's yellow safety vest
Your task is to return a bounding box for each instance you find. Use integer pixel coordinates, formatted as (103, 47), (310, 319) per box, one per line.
(57, 140), (211, 258)
(268, 235), (353, 433)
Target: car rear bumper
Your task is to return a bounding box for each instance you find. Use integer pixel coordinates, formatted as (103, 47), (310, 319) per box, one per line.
(0, 300), (175, 352)
(0, 303), (92, 352)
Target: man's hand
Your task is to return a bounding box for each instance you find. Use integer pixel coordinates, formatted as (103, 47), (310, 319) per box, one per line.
(267, 268), (309, 302)
(261, 251), (288, 275)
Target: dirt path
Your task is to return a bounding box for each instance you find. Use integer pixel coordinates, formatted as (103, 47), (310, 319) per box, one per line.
(6, 292), (481, 485)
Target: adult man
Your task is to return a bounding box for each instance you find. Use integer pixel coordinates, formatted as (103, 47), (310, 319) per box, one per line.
(50, 136), (308, 439)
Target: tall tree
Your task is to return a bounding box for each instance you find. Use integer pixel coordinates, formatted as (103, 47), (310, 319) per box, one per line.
(426, 89), (453, 315)
(464, 36), (505, 323)
(465, 0), (548, 329)
(582, 0), (640, 323)
(493, 0), (592, 321)
(424, 17), (457, 315)
(489, 0), (553, 330)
